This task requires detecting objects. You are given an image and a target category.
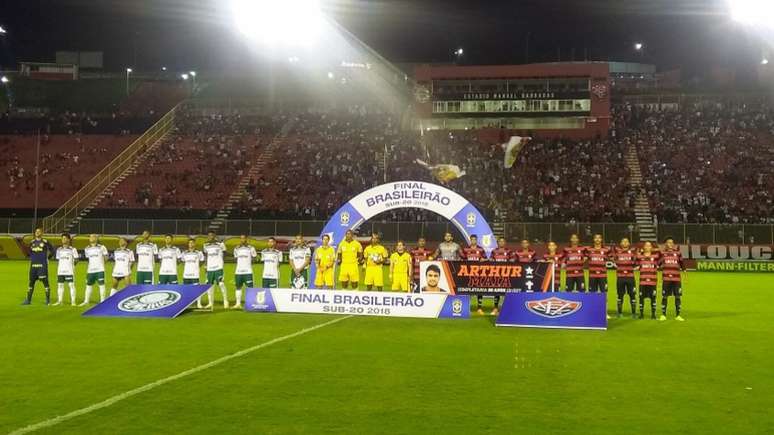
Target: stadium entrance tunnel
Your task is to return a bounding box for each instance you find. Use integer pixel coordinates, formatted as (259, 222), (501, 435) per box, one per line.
(309, 181), (494, 288)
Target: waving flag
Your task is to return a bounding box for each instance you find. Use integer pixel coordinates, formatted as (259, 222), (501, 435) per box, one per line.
(415, 159), (466, 183)
(502, 136), (531, 169)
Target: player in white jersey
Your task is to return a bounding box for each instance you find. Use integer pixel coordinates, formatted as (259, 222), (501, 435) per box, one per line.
(288, 234), (311, 289)
(157, 234), (181, 284)
(202, 231), (229, 309)
(261, 237), (283, 288)
(79, 234), (109, 305)
(53, 233), (78, 306)
(135, 230), (158, 285)
(233, 234), (257, 309)
(110, 237), (135, 296)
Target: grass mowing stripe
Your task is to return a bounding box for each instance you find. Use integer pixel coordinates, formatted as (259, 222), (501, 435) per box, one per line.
(8, 315), (353, 435)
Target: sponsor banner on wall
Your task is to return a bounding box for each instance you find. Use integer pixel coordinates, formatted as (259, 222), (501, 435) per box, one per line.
(419, 261), (554, 295)
(245, 288), (470, 319)
(82, 285), (211, 318)
(496, 292), (607, 330)
(696, 260), (774, 273)
(679, 245), (773, 261)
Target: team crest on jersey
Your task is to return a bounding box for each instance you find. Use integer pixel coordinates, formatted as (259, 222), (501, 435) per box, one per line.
(466, 212), (476, 227)
(340, 211), (350, 226)
(118, 290), (181, 313)
(292, 276), (307, 289)
(525, 297), (582, 318)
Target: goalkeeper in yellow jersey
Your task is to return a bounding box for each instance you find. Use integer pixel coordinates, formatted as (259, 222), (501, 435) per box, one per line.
(314, 234), (336, 289)
(363, 233), (388, 291)
(389, 241), (412, 292)
(337, 230), (363, 289)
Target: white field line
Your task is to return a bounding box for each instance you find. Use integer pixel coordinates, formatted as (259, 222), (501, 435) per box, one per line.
(9, 315), (353, 435)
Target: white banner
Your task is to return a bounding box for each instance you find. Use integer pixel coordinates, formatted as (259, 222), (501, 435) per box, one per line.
(245, 288), (470, 319)
(348, 181), (468, 221)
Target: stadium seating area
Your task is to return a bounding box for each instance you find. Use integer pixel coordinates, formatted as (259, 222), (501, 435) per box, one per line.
(0, 134), (138, 208)
(629, 101), (774, 223)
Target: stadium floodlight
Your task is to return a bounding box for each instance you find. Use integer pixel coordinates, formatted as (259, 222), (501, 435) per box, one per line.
(0, 26), (6, 35)
(728, 0), (774, 28)
(0, 76), (9, 84)
(455, 48), (464, 56)
(763, 58), (770, 65)
(189, 71), (196, 77)
(634, 42), (644, 51)
(126, 68), (133, 73)
(327, 71), (335, 79)
(181, 73), (189, 80)
(162, 66), (167, 71)
(231, 0), (323, 46)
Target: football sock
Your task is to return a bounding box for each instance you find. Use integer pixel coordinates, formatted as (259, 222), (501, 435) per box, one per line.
(235, 289), (242, 305)
(57, 284), (65, 303)
(476, 296), (483, 309)
(99, 285), (106, 302)
(493, 296), (500, 308)
(662, 297), (668, 316)
(675, 297), (681, 316)
(44, 288), (51, 304)
(84, 286), (93, 304)
(110, 288), (117, 296)
(616, 296), (623, 314)
(69, 283), (76, 303)
(25, 287), (34, 302)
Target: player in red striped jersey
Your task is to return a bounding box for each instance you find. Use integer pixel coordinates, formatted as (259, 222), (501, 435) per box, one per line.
(514, 239), (535, 263)
(462, 235), (487, 315)
(636, 241), (659, 319)
(611, 237), (637, 318)
(488, 236), (513, 315)
(542, 241), (563, 292)
(586, 234), (610, 294)
(562, 234), (586, 292)
(659, 237), (685, 321)
(409, 237), (433, 292)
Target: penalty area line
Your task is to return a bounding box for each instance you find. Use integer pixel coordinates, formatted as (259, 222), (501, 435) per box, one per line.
(9, 315), (354, 435)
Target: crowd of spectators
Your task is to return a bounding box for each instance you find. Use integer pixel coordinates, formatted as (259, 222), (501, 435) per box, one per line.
(629, 100), (773, 224)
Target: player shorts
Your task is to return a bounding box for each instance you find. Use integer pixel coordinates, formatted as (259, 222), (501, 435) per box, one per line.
(640, 285), (656, 300)
(183, 278), (200, 285)
(290, 270), (308, 289)
(364, 266), (384, 287)
(112, 274), (129, 283)
(339, 264), (359, 283)
(206, 270), (224, 285)
(136, 271), (154, 285)
(662, 281), (682, 297)
(616, 277), (636, 297)
(588, 277), (607, 293)
(86, 271), (105, 285)
(158, 274), (178, 285)
(565, 276), (585, 292)
(57, 274), (74, 283)
(390, 274), (409, 292)
(235, 273), (254, 289)
(29, 266), (49, 283)
(315, 268), (334, 287)
(262, 278), (278, 288)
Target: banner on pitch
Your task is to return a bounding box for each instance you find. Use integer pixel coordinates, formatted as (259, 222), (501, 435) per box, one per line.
(245, 288), (470, 319)
(419, 261), (554, 296)
(495, 292), (607, 330)
(82, 284), (211, 318)
(696, 260), (774, 273)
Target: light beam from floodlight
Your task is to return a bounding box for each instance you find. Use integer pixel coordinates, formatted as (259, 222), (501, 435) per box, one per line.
(181, 73), (189, 80)
(728, 0), (774, 27)
(1, 76), (9, 84)
(0, 26), (6, 34)
(231, 0), (323, 46)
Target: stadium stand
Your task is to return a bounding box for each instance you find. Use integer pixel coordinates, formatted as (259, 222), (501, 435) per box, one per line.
(628, 100), (774, 224)
(0, 134), (138, 208)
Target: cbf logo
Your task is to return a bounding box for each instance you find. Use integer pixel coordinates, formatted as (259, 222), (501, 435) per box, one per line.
(466, 212), (476, 227)
(118, 290), (181, 313)
(340, 211), (350, 226)
(451, 297), (463, 316)
(525, 297), (582, 318)
(255, 290), (266, 305)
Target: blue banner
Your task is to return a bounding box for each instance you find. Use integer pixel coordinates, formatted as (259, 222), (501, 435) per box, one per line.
(82, 284), (211, 318)
(495, 292), (607, 330)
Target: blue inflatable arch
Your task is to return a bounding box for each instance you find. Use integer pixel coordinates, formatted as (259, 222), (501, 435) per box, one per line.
(309, 181), (494, 288)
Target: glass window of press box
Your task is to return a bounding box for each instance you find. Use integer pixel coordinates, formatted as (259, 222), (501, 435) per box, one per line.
(432, 99), (591, 113)
(432, 78), (590, 94)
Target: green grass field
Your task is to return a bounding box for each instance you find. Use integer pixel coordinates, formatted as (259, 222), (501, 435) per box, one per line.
(1, 260), (773, 434)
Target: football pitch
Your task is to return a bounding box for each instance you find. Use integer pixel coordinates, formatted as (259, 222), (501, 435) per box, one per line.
(1, 260), (773, 435)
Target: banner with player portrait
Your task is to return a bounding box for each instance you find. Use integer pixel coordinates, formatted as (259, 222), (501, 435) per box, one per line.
(311, 181), (495, 288)
(244, 287), (470, 319)
(419, 260), (554, 295)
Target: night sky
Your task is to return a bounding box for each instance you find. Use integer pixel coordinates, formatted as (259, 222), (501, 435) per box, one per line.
(0, 0), (764, 75)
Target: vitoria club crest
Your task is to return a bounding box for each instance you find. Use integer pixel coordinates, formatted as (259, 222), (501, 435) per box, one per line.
(525, 297), (582, 318)
(118, 290), (182, 313)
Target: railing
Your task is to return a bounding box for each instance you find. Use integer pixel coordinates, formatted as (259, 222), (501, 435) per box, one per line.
(40, 103), (182, 234)
(5, 219), (773, 244)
